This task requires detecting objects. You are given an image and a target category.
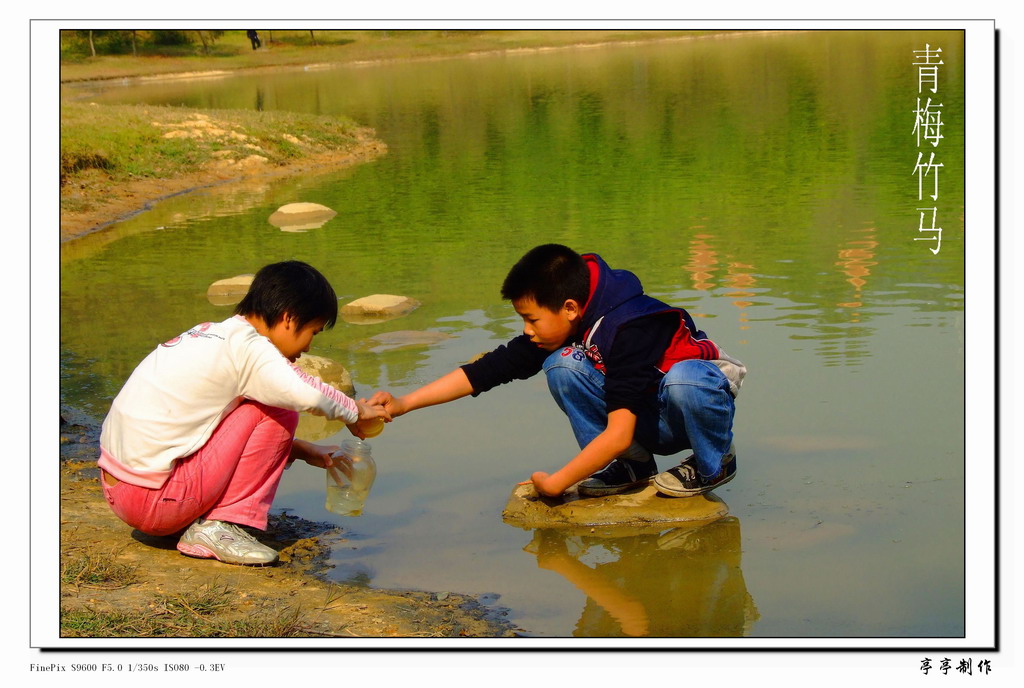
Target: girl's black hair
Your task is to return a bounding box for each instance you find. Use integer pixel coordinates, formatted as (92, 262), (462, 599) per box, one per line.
(500, 244), (589, 311)
(234, 261), (338, 330)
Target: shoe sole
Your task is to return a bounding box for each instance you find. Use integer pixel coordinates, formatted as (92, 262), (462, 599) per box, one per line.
(577, 477), (654, 497)
(176, 541), (276, 566)
(177, 542), (218, 560)
(654, 470), (735, 498)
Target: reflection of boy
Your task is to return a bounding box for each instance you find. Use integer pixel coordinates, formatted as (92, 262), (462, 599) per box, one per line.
(527, 518), (757, 637)
(373, 244), (746, 498)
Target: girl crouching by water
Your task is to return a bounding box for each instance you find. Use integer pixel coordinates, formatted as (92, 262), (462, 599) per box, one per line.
(97, 260), (389, 565)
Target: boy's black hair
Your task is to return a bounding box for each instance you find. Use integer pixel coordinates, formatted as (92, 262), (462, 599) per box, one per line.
(500, 244), (590, 312)
(234, 260), (338, 330)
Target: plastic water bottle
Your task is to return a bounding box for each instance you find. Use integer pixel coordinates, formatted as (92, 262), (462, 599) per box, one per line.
(325, 439), (377, 516)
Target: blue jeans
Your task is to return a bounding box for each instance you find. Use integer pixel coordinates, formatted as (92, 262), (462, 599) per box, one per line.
(543, 348), (735, 477)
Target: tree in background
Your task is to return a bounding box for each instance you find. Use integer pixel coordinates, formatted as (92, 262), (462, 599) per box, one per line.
(60, 29), (225, 58)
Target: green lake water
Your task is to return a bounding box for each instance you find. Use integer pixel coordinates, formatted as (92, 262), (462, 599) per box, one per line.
(60, 30), (965, 638)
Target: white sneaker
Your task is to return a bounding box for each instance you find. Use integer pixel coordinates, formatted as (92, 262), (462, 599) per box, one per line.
(176, 519), (278, 565)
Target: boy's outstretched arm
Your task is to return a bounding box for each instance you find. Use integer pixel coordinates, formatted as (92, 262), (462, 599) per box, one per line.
(530, 408), (637, 497)
(368, 368), (475, 418)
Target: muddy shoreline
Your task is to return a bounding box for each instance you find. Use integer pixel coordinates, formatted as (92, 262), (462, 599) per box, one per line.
(59, 408), (519, 639)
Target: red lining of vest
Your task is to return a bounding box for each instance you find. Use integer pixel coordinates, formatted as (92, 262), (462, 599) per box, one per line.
(581, 254), (601, 316)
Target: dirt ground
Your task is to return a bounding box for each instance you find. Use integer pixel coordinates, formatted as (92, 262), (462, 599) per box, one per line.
(58, 411), (518, 639)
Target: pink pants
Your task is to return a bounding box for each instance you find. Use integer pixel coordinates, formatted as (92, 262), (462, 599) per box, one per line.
(101, 401), (299, 536)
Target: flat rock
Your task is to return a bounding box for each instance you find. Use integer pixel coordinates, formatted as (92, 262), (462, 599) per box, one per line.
(340, 294), (421, 323)
(355, 330), (453, 353)
(293, 355), (355, 396)
(502, 483), (728, 530)
(268, 202), (337, 231)
(206, 274), (254, 306)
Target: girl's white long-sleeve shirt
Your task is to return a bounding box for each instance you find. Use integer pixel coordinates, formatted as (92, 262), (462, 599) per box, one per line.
(98, 315), (360, 488)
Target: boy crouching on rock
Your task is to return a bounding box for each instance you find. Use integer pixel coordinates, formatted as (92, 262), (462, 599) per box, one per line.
(370, 244), (745, 499)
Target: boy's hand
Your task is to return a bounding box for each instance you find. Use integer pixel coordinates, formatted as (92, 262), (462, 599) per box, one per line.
(526, 471), (564, 498)
(367, 390), (410, 418)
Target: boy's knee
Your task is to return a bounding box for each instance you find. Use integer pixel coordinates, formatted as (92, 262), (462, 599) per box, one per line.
(665, 360), (729, 387)
(663, 361), (733, 406)
(542, 347), (591, 375)
(543, 347), (603, 399)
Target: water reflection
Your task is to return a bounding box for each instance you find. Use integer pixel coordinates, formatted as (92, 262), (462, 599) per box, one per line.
(64, 31), (964, 375)
(682, 232), (719, 291)
(58, 31), (965, 636)
(677, 225), (895, 365)
(521, 517), (758, 637)
(681, 230), (760, 343)
(835, 226), (878, 315)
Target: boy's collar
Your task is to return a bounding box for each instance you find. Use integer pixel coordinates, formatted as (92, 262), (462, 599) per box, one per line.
(580, 253), (602, 317)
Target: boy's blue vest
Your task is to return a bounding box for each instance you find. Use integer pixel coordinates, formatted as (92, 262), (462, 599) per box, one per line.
(576, 253), (719, 375)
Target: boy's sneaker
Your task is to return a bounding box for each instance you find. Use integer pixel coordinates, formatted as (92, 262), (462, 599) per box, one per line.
(577, 458), (657, 497)
(654, 446), (737, 498)
(176, 519), (278, 566)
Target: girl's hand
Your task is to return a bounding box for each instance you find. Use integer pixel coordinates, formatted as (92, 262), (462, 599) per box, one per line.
(291, 439), (339, 469)
(356, 399), (392, 422)
(366, 390), (409, 418)
(348, 400), (391, 439)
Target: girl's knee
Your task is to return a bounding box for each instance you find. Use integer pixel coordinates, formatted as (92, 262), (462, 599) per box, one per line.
(245, 401), (299, 434)
(276, 408), (299, 434)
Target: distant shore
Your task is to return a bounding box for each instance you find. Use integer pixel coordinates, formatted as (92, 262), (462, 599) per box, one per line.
(59, 29), (739, 84)
(59, 29), (774, 242)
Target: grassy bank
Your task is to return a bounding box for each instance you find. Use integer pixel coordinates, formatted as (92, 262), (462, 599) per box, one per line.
(60, 29), (724, 83)
(61, 102), (372, 191)
(59, 101), (385, 239)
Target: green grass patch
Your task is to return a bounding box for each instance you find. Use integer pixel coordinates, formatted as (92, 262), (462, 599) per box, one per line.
(60, 101), (367, 189)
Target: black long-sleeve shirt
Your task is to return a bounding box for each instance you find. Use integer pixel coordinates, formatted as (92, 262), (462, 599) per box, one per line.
(460, 311), (679, 416)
